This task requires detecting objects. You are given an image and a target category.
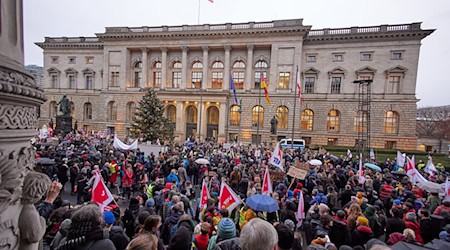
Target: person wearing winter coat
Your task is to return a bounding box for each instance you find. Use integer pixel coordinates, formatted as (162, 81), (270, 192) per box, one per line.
(329, 218), (351, 248)
(350, 216), (374, 248)
(56, 204), (116, 250)
(404, 212), (424, 244)
(194, 222), (211, 250)
(310, 189), (328, 206)
(168, 214), (195, 250)
(385, 207), (406, 242)
(433, 201), (450, 216)
(122, 165), (134, 200)
(208, 218), (237, 250)
(161, 203), (183, 245)
(104, 211), (130, 250)
(279, 200), (297, 223)
(364, 205), (383, 237)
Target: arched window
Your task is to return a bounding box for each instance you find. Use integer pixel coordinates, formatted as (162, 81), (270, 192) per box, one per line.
(276, 106), (289, 129)
(327, 109), (340, 132)
(211, 61), (224, 89)
(107, 101), (117, 121)
(232, 60), (245, 89)
(301, 109), (314, 131)
(186, 105), (198, 123)
(207, 106), (219, 125)
(152, 61), (162, 87)
(354, 111), (368, 133)
(166, 105), (176, 123)
(254, 60), (269, 89)
(83, 102), (92, 120)
(229, 105), (241, 126)
(126, 102), (136, 121)
(130, 61), (142, 88)
(171, 61), (182, 88)
(252, 105), (264, 127)
(384, 111), (399, 134)
(191, 61), (203, 89)
(49, 101), (57, 118)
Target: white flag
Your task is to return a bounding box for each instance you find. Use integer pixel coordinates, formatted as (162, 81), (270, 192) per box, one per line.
(397, 151), (406, 167)
(269, 142), (284, 171)
(424, 156), (437, 176)
(358, 154), (365, 184)
(347, 149), (352, 159)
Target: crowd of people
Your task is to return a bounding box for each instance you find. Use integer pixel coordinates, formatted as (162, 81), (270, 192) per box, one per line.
(32, 130), (450, 250)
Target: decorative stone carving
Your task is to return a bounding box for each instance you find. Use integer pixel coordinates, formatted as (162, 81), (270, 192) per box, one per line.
(0, 105), (37, 129)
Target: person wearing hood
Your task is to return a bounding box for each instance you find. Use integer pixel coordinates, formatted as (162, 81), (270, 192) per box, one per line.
(161, 203), (183, 245)
(168, 214), (195, 250)
(350, 216), (373, 248)
(122, 197), (141, 239)
(166, 169), (180, 188)
(364, 205), (383, 237)
(104, 211), (130, 250)
(56, 204), (116, 250)
(404, 212), (424, 244)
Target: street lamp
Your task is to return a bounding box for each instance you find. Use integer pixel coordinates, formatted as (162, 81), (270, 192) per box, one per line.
(238, 99), (242, 143)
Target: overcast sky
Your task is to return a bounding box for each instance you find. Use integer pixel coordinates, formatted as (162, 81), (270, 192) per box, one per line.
(24, 0), (450, 107)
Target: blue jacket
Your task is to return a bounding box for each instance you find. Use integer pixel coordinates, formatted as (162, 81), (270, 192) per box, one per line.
(166, 173), (180, 186)
(310, 193), (328, 205)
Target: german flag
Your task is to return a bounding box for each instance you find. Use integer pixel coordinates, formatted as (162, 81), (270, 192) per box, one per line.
(261, 74), (271, 105)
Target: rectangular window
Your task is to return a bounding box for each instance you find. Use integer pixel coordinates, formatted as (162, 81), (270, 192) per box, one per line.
(331, 77), (341, 94)
(51, 56), (59, 64)
(278, 72), (290, 89)
(385, 141), (396, 149)
(304, 77), (315, 94)
(172, 72), (181, 88)
(68, 57), (76, 64)
(361, 53), (373, 61)
(391, 51), (403, 60)
(327, 138), (338, 146)
(388, 76), (401, 93)
(232, 72), (244, 89)
(212, 72), (223, 89)
(306, 55), (316, 62)
(153, 72), (161, 87)
(68, 75), (76, 89)
(86, 57), (94, 64)
(332, 53), (344, 62)
(86, 75), (93, 89)
(51, 74), (58, 88)
(110, 72), (119, 87)
(254, 71), (267, 88)
(191, 72), (203, 88)
(133, 72), (142, 87)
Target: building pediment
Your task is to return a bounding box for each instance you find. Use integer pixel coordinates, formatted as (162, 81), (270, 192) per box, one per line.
(47, 67), (60, 74)
(82, 68), (95, 75)
(328, 66), (348, 78)
(64, 68), (78, 75)
(385, 65), (408, 77)
(356, 66), (377, 74)
(303, 67), (321, 75)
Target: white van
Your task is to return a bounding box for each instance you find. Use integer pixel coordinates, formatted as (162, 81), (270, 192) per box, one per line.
(279, 138), (306, 149)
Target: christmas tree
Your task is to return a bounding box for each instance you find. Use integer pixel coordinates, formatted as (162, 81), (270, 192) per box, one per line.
(131, 88), (173, 142)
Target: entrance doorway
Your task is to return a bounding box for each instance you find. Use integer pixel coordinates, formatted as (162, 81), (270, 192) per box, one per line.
(185, 105), (198, 140)
(206, 106), (219, 141)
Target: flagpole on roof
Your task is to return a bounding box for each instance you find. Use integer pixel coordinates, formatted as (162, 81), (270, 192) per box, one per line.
(291, 66), (299, 149)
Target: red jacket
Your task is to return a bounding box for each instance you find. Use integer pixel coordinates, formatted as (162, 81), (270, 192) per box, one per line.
(405, 221), (424, 244)
(122, 169), (134, 188)
(433, 205), (450, 216)
(194, 234), (209, 250)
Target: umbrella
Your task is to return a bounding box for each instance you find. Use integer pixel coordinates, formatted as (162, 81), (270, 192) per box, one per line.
(245, 194), (279, 213)
(364, 163), (382, 172)
(195, 158), (210, 165)
(309, 159), (322, 166)
(36, 158), (56, 165)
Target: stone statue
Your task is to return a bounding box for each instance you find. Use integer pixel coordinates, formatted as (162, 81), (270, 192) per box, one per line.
(19, 172), (51, 250)
(57, 95), (71, 116)
(270, 116), (278, 135)
(74, 120), (78, 131)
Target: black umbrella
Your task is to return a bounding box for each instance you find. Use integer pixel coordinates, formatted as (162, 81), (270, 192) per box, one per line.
(392, 241), (430, 250)
(36, 158), (56, 165)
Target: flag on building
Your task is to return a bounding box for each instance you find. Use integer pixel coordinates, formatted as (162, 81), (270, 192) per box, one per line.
(296, 68), (302, 105)
(91, 173), (114, 210)
(199, 180), (210, 210)
(269, 142), (284, 171)
(261, 74), (271, 105)
(358, 154), (365, 184)
(397, 151), (406, 168)
(262, 166), (273, 196)
(369, 148), (375, 160)
(219, 182), (242, 212)
(208, 0), (214, 3)
(347, 149), (352, 159)
(296, 190), (305, 227)
(230, 73), (238, 105)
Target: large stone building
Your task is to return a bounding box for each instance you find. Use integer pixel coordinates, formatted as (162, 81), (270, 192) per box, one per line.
(36, 19), (433, 150)
(25, 64), (45, 88)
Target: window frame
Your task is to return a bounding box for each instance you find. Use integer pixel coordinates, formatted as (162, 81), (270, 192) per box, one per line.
(278, 72), (290, 89)
(304, 77), (315, 94)
(332, 53), (344, 62)
(83, 103), (92, 120)
(390, 51), (403, 60)
(276, 106), (289, 129)
(327, 109), (340, 132)
(252, 105), (264, 128)
(68, 57), (76, 64)
(306, 55), (317, 62)
(360, 52), (373, 61)
(301, 109), (314, 131)
(384, 111), (399, 134)
(330, 77), (342, 94)
(229, 105), (241, 126)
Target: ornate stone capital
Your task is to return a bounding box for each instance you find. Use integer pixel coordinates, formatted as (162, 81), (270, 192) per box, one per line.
(181, 46), (189, 52)
(140, 47), (148, 53)
(247, 44), (254, 50)
(224, 45), (232, 51)
(160, 46), (168, 53)
(202, 45), (209, 51)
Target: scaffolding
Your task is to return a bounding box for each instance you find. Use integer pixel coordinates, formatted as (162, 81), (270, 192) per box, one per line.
(353, 79), (372, 159)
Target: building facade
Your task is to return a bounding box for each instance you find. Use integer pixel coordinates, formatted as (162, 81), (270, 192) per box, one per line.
(25, 64), (45, 88)
(36, 19), (433, 150)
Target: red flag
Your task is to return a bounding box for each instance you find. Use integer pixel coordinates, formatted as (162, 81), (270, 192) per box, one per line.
(219, 182), (242, 212)
(262, 166), (273, 196)
(296, 190), (305, 225)
(199, 180), (210, 210)
(406, 156), (417, 183)
(296, 69), (302, 105)
(91, 173), (114, 209)
(208, 0), (214, 2)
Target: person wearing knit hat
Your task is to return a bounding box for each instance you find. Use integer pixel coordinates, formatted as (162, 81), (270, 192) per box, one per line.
(351, 216), (374, 248)
(218, 218), (236, 240)
(356, 216), (369, 227)
(104, 211), (115, 225)
(284, 219), (295, 232)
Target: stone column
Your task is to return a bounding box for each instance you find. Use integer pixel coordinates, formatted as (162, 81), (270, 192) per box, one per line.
(202, 46), (209, 89)
(0, 1), (47, 249)
(218, 102), (227, 142)
(160, 47), (167, 89)
(245, 44), (254, 91)
(176, 102), (184, 142)
(223, 45), (231, 90)
(141, 47), (148, 88)
(181, 46), (188, 89)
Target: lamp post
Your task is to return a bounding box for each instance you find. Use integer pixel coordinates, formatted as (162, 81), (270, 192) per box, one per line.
(195, 80), (203, 142)
(238, 99), (242, 143)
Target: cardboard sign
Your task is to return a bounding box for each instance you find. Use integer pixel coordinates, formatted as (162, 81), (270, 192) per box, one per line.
(269, 170), (286, 182)
(287, 167), (308, 180)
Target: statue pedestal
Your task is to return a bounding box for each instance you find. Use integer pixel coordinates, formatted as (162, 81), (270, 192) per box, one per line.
(55, 115), (72, 135)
